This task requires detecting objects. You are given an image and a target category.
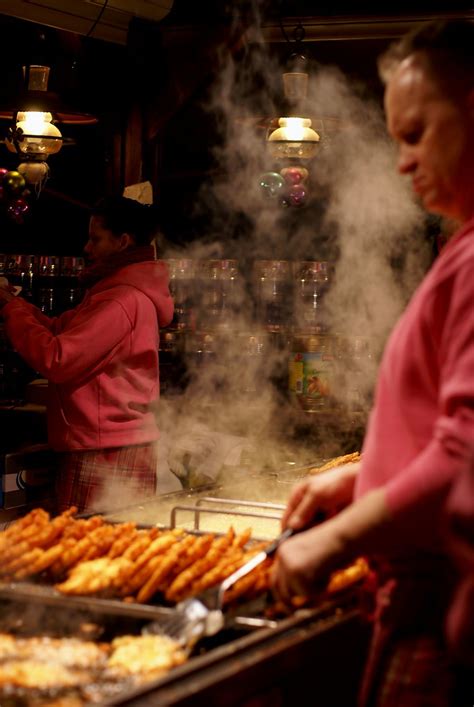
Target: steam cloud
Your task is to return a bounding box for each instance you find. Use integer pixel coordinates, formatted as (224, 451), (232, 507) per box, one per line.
(103, 24), (431, 507)
(152, 32), (430, 490)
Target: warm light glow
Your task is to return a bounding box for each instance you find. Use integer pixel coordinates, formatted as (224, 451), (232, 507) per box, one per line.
(17, 111), (53, 133)
(280, 117), (307, 141)
(268, 116), (320, 159)
(7, 110), (63, 156)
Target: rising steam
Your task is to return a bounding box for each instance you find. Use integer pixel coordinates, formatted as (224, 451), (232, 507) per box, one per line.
(104, 24), (431, 506)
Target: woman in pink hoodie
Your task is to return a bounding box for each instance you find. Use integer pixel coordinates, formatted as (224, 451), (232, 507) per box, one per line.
(0, 196), (174, 513)
(272, 20), (474, 707)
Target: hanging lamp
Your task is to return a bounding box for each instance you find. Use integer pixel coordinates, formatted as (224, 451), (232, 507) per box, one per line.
(1, 64), (97, 186)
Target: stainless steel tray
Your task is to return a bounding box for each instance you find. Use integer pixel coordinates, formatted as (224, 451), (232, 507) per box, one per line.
(0, 580), (177, 621)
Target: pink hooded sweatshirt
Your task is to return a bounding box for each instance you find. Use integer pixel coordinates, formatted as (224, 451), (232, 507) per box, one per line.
(2, 260), (174, 451)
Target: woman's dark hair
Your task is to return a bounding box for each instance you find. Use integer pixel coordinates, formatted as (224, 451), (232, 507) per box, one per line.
(91, 196), (160, 246)
(378, 20), (474, 96)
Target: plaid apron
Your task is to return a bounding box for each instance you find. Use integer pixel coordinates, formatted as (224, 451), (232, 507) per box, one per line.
(55, 443), (157, 514)
(359, 556), (459, 707)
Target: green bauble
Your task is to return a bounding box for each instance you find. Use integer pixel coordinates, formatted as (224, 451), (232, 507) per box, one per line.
(4, 171), (26, 196)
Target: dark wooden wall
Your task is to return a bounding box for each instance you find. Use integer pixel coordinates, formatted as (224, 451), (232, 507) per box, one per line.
(0, 2), (470, 256)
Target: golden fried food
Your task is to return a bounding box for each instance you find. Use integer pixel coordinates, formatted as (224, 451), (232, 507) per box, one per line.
(0, 634), (107, 669)
(166, 533), (229, 602)
(223, 557), (272, 606)
(310, 452), (361, 475)
(232, 528), (252, 548)
(121, 530), (184, 596)
(0, 632), (186, 703)
(190, 545), (245, 595)
(326, 557), (369, 594)
(162, 534), (214, 591)
(106, 635), (186, 678)
(61, 515), (103, 540)
(136, 534), (198, 604)
(107, 523), (138, 558)
(0, 504), (369, 619)
(55, 557), (135, 595)
(0, 661), (91, 689)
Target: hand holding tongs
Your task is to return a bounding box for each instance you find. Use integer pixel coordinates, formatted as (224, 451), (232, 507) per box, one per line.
(146, 527), (295, 647)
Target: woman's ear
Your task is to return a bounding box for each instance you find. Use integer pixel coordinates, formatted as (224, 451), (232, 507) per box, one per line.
(119, 233), (134, 251)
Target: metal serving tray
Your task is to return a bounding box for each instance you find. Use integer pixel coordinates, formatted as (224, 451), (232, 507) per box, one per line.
(0, 498), (287, 624)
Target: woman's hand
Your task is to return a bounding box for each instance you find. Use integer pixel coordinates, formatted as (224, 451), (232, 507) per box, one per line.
(281, 462), (360, 531)
(272, 521), (345, 602)
(273, 488), (390, 604)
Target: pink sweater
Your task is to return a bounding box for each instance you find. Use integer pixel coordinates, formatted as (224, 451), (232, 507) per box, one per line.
(355, 218), (474, 552)
(3, 260), (174, 451)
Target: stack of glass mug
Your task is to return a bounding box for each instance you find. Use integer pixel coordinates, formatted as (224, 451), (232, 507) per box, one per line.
(0, 255), (86, 402)
(0, 254), (85, 315)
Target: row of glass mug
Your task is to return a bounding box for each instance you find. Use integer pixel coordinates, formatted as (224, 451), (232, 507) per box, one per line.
(0, 255), (85, 277)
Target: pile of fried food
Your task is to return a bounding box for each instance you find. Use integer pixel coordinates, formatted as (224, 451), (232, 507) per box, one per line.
(0, 507), (368, 607)
(0, 632), (186, 705)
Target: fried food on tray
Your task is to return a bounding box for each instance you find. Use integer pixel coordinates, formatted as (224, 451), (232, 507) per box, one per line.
(166, 530), (233, 602)
(120, 529), (185, 597)
(136, 533), (199, 604)
(141, 533), (214, 603)
(0, 630), (107, 692)
(0, 660), (91, 689)
(223, 558), (273, 606)
(326, 557), (370, 594)
(0, 633), (184, 700)
(0, 507), (370, 612)
(106, 635), (186, 678)
(55, 556), (136, 596)
(0, 634), (108, 669)
(310, 451), (361, 475)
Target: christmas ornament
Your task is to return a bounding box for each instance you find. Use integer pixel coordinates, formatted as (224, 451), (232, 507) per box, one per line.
(287, 183), (307, 207)
(259, 172), (285, 199)
(280, 166), (309, 185)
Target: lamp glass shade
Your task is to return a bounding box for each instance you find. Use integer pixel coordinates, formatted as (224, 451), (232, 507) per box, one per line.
(23, 65), (50, 92)
(268, 117), (320, 159)
(6, 111), (63, 156)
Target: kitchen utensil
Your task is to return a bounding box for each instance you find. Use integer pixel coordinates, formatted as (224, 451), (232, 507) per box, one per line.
(146, 527), (295, 647)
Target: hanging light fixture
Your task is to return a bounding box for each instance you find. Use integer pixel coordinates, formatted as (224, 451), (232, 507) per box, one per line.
(267, 24), (320, 161)
(267, 115), (320, 159)
(1, 64), (97, 188)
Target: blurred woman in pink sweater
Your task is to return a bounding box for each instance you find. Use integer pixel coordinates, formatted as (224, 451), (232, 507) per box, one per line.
(272, 20), (474, 706)
(0, 197), (173, 513)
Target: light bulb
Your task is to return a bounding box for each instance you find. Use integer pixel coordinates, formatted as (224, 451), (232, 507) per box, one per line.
(7, 111), (63, 156)
(268, 117), (320, 159)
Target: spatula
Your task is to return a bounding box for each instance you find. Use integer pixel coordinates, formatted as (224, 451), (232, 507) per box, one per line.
(145, 527), (295, 647)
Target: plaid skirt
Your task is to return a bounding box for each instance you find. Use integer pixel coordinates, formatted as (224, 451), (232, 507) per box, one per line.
(55, 443), (157, 514)
(359, 557), (459, 707)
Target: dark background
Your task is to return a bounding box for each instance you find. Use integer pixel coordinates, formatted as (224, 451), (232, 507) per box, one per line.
(0, 0), (472, 255)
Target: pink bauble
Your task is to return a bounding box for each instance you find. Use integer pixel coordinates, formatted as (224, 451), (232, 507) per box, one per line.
(288, 183), (307, 207)
(280, 166), (309, 185)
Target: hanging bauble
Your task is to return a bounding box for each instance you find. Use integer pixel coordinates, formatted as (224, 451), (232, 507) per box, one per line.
(11, 197), (29, 214)
(18, 161), (49, 187)
(3, 171), (26, 197)
(7, 203), (25, 224)
(288, 183), (307, 207)
(0, 168), (9, 182)
(280, 166), (309, 185)
(259, 172), (285, 199)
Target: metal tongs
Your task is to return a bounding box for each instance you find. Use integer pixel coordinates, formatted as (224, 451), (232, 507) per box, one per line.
(146, 527), (295, 647)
